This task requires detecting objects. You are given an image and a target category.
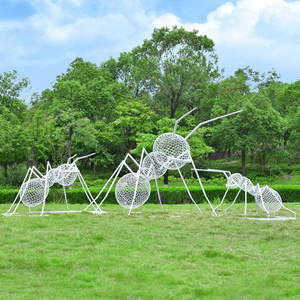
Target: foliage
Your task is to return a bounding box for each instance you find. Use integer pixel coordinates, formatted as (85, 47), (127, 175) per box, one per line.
(1, 29), (300, 183)
(212, 92), (284, 175)
(110, 26), (220, 118)
(0, 70), (29, 118)
(1, 184), (299, 205)
(0, 115), (30, 177)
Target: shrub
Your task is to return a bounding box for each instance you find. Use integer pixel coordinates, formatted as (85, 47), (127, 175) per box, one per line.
(1, 186), (299, 205)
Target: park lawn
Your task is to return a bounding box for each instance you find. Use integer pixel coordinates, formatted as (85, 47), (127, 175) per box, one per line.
(0, 203), (300, 299)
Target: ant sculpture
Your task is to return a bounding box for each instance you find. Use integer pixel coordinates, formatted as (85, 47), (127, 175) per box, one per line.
(84, 148), (168, 215)
(4, 153), (97, 216)
(87, 107), (242, 215)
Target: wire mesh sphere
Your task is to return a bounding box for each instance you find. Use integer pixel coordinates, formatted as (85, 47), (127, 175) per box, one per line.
(141, 151), (168, 180)
(153, 133), (191, 170)
(115, 173), (151, 209)
(19, 178), (49, 207)
(239, 177), (254, 192)
(225, 173), (243, 189)
(56, 164), (78, 186)
(46, 167), (58, 187)
(255, 186), (283, 214)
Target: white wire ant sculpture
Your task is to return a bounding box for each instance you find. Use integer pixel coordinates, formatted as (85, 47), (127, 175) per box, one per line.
(196, 170), (296, 220)
(3, 153), (98, 216)
(151, 108), (242, 216)
(84, 148), (167, 215)
(86, 108), (242, 215)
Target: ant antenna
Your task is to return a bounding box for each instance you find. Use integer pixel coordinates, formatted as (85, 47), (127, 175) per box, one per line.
(172, 107), (197, 137)
(73, 153), (96, 164)
(185, 110), (243, 140)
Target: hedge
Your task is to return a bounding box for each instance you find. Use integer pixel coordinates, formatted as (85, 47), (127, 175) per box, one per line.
(0, 185), (299, 205)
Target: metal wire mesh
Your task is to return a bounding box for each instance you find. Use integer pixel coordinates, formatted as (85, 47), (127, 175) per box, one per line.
(248, 184), (260, 196)
(115, 173), (151, 209)
(239, 177), (254, 192)
(141, 151), (168, 180)
(19, 178), (49, 207)
(225, 173), (243, 189)
(153, 133), (191, 170)
(46, 167), (58, 187)
(255, 186), (283, 213)
(56, 164), (78, 186)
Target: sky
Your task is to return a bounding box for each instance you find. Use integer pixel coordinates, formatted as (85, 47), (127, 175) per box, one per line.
(1, 0), (300, 102)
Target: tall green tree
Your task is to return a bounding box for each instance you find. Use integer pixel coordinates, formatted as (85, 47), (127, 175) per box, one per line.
(109, 26), (220, 118)
(108, 26), (220, 184)
(32, 58), (131, 162)
(25, 109), (55, 167)
(0, 115), (30, 177)
(0, 70), (29, 117)
(286, 106), (300, 164)
(212, 93), (283, 176)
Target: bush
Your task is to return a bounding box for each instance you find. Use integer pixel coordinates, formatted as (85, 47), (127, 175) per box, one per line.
(0, 164), (29, 187)
(1, 185), (299, 205)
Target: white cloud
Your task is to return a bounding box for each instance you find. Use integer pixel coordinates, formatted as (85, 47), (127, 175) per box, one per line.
(18, 0), (154, 45)
(151, 0), (300, 45)
(150, 0), (300, 81)
(152, 13), (181, 28)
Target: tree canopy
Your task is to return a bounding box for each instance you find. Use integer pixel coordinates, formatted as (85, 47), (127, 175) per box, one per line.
(0, 27), (299, 185)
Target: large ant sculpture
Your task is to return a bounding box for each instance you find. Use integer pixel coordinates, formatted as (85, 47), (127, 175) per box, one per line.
(84, 147), (167, 215)
(87, 108), (242, 215)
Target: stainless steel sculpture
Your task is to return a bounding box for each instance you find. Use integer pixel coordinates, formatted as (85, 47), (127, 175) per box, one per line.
(88, 108), (243, 215)
(84, 148), (165, 215)
(203, 169), (297, 219)
(115, 173), (151, 209)
(152, 108), (243, 216)
(252, 185), (296, 220)
(3, 154), (99, 216)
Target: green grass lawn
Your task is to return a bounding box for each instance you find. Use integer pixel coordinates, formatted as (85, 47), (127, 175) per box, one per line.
(1, 203), (300, 299)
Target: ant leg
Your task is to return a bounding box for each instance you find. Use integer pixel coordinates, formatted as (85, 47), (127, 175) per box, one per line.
(214, 187), (230, 212)
(176, 166), (202, 214)
(128, 149), (146, 215)
(225, 189), (242, 214)
(190, 159), (217, 216)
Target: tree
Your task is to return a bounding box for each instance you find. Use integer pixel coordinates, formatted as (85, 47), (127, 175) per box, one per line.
(212, 93), (284, 176)
(111, 26), (219, 118)
(0, 70), (29, 118)
(109, 26), (220, 185)
(56, 57), (102, 85)
(286, 106), (300, 164)
(0, 115), (30, 177)
(25, 109), (56, 167)
(31, 57), (131, 163)
(112, 98), (158, 154)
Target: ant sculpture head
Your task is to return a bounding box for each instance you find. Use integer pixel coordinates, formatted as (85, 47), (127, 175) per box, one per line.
(153, 107), (243, 170)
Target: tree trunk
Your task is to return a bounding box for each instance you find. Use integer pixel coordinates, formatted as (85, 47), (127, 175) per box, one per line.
(242, 150), (246, 176)
(170, 97), (176, 119)
(4, 162), (8, 178)
(164, 170), (168, 186)
(68, 126), (73, 159)
(91, 161), (96, 175)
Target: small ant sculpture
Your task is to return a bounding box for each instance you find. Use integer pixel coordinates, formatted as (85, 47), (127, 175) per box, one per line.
(4, 153), (97, 216)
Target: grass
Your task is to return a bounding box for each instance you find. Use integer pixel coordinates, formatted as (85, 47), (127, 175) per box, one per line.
(1, 203), (300, 299)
